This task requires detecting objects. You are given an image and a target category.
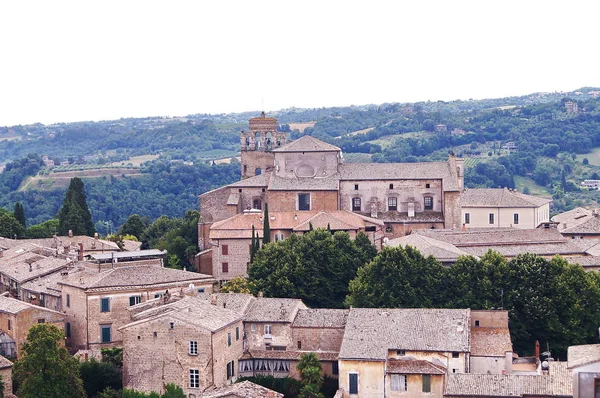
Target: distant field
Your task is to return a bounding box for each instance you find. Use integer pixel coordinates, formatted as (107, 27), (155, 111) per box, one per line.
(197, 149), (239, 160)
(513, 176), (551, 197)
(347, 127), (374, 137)
(213, 156), (241, 164)
(343, 153), (373, 163)
(367, 131), (433, 148)
(20, 168), (142, 191)
(463, 157), (484, 168)
(576, 147), (600, 166)
(0, 135), (21, 141)
(110, 154), (159, 167)
(289, 121), (316, 133)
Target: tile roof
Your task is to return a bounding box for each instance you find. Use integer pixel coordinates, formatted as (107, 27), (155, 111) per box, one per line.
(552, 207), (592, 231)
(444, 373), (572, 397)
(0, 355), (13, 369)
(460, 242), (585, 258)
(470, 327), (513, 356)
(21, 269), (65, 297)
(272, 135), (341, 153)
(386, 234), (475, 262)
(58, 264), (214, 291)
(0, 295), (64, 316)
(0, 236), (123, 252)
(195, 293), (256, 315)
(561, 213), (600, 235)
(338, 162), (460, 191)
(365, 210), (445, 223)
(246, 349), (338, 361)
(292, 309), (349, 328)
(339, 308), (470, 360)
(268, 174), (339, 191)
(462, 188), (551, 208)
(568, 343), (600, 368)
(88, 249), (166, 262)
(386, 358), (446, 374)
(0, 244), (73, 283)
(209, 210), (382, 239)
(227, 172), (271, 188)
(567, 255), (600, 271)
(200, 381), (283, 398)
(245, 297), (307, 323)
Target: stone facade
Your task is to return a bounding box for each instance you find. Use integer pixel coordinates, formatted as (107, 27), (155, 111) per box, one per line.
(0, 356), (13, 397)
(240, 112), (287, 179)
(212, 239), (251, 281)
(267, 191), (339, 212)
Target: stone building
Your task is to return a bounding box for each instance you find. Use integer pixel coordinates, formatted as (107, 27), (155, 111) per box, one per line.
(0, 355), (14, 397)
(568, 343), (600, 398)
(57, 263), (215, 351)
(0, 295), (66, 358)
(240, 112), (288, 179)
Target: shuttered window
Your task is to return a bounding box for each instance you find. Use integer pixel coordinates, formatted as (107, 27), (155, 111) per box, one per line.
(422, 374), (431, 392)
(391, 374), (407, 391)
(349, 373), (358, 394)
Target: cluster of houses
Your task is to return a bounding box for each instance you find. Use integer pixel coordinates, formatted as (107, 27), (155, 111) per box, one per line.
(0, 114), (599, 397)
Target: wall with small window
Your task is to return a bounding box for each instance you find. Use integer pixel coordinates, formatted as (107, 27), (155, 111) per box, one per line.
(386, 372), (444, 397)
(461, 207), (539, 229)
(212, 238), (259, 281)
(267, 190), (339, 212)
(339, 359), (385, 397)
(245, 321), (295, 351)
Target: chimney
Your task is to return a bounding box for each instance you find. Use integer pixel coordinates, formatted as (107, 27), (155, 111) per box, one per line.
(210, 294), (217, 305)
(535, 340), (540, 359)
(462, 223), (467, 231)
(63, 245), (69, 254)
(78, 243), (84, 261)
(68, 229), (73, 238)
(257, 291), (263, 298)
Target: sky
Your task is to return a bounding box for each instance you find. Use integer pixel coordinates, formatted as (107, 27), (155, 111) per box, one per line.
(1, 0), (599, 127)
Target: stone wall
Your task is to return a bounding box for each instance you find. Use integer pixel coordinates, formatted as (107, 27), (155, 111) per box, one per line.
(292, 327), (345, 352)
(199, 187), (238, 224)
(212, 239), (251, 282)
(267, 191), (339, 212)
(245, 322), (294, 350)
(274, 151), (339, 179)
(240, 151), (275, 179)
(0, 366), (12, 396)
(443, 191), (461, 229)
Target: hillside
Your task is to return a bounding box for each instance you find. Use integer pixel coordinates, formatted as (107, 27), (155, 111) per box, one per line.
(1, 87), (600, 232)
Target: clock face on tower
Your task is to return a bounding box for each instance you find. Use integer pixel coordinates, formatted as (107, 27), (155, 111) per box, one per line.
(295, 164), (315, 178)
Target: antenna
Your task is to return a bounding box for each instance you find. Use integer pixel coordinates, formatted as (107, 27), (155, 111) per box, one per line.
(261, 97), (264, 112)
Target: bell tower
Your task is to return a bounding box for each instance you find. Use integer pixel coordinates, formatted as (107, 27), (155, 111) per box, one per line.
(240, 112), (287, 179)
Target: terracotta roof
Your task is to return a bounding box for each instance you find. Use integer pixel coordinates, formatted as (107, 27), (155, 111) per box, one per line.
(386, 234), (475, 262)
(227, 172), (271, 188)
(246, 349), (338, 361)
(338, 162), (460, 191)
(462, 188), (551, 208)
(386, 358), (446, 374)
(272, 135), (341, 153)
(245, 297), (307, 323)
(0, 295), (64, 316)
(470, 327), (513, 356)
(460, 242), (585, 258)
(0, 236), (122, 252)
(268, 174), (339, 191)
(292, 309), (349, 328)
(21, 270), (65, 297)
(339, 308), (470, 360)
(200, 380), (283, 398)
(209, 210), (382, 240)
(548, 361), (570, 379)
(444, 373), (572, 397)
(0, 355), (13, 369)
(568, 343), (600, 368)
(415, 228), (567, 247)
(58, 264), (214, 291)
(568, 255), (600, 271)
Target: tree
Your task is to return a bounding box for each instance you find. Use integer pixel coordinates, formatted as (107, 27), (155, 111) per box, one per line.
(118, 214), (148, 239)
(263, 203), (271, 244)
(24, 218), (59, 238)
(79, 359), (121, 398)
(220, 276), (256, 294)
(13, 202), (25, 227)
(250, 225), (258, 264)
(0, 209), (24, 238)
(297, 353), (324, 398)
(57, 177), (95, 236)
(14, 323), (86, 398)
(583, 157), (589, 165)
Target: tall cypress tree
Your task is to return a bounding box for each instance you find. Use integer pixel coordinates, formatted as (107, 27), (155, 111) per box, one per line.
(14, 202), (26, 228)
(57, 177), (95, 236)
(262, 203), (271, 244)
(250, 225), (257, 264)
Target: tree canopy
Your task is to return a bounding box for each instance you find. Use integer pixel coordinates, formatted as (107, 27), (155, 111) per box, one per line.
(57, 177), (95, 236)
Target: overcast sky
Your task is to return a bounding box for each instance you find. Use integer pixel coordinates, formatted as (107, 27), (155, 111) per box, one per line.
(1, 0), (598, 127)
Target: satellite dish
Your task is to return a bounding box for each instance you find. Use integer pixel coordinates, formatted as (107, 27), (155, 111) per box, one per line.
(189, 283), (195, 290)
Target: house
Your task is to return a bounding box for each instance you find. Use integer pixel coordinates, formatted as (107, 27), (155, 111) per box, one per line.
(0, 295), (66, 358)
(57, 263), (215, 351)
(461, 188), (551, 229)
(337, 308), (471, 398)
(580, 180), (600, 190)
(120, 296), (243, 396)
(469, 311), (513, 374)
(385, 234), (477, 266)
(206, 210), (384, 281)
(553, 208), (600, 239)
(0, 233), (141, 255)
(567, 343), (600, 398)
(0, 355), (14, 397)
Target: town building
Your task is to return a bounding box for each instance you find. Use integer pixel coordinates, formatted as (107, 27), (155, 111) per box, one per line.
(461, 188), (551, 229)
(567, 343), (600, 398)
(0, 355), (14, 397)
(553, 207), (600, 239)
(580, 180), (600, 190)
(565, 101), (579, 114)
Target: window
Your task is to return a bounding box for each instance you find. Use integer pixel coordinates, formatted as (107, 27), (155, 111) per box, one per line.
(474, 320), (480, 327)
(332, 361), (339, 375)
(100, 297), (110, 312)
(426, 183), (430, 188)
(422, 374), (431, 393)
(349, 373), (359, 394)
(595, 379), (600, 398)
(66, 322), (71, 338)
(228, 332), (232, 346)
(465, 213), (470, 224)
(352, 197), (361, 211)
(389, 183), (394, 189)
(222, 262), (229, 273)
(253, 199), (262, 210)
(66, 294), (70, 307)
(226, 360), (235, 380)
(7, 319), (11, 330)
(37, 318), (45, 323)
(222, 245), (228, 255)
(264, 325), (272, 335)
(424, 196), (433, 210)
(101, 325), (111, 343)
(255, 168), (262, 175)
(298, 193), (310, 211)
(397, 350), (406, 356)
(235, 327), (240, 341)
(170, 322), (175, 329)
(391, 374), (407, 392)
(198, 288), (205, 293)
(354, 184), (359, 190)
(388, 197), (397, 211)
(489, 213), (495, 224)
(251, 324), (256, 332)
(297, 340), (302, 349)
(129, 295), (141, 306)
(452, 352), (460, 358)
(514, 213), (519, 225)
(190, 369), (199, 388)
(189, 341), (198, 355)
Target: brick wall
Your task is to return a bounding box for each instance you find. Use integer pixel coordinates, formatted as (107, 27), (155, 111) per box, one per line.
(292, 327), (345, 352)
(267, 191), (339, 212)
(212, 239), (252, 281)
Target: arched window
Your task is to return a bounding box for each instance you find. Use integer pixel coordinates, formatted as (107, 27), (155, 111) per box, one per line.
(255, 132), (262, 149)
(255, 168), (262, 176)
(424, 196), (433, 210)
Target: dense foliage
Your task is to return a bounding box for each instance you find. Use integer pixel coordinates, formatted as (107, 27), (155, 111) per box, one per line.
(347, 247), (600, 358)
(57, 177), (95, 236)
(14, 323), (86, 398)
(297, 353), (324, 398)
(248, 229), (378, 308)
(79, 359), (121, 398)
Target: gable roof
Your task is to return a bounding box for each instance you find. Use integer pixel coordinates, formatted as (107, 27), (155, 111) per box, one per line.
(339, 308), (470, 360)
(387, 358), (446, 374)
(292, 309), (349, 328)
(552, 207), (592, 231)
(386, 234), (476, 262)
(444, 373), (572, 397)
(561, 213), (600, 235)
(245, 297), (307, 323)
(0, 295), (64, 316)
(272, 135), (340, 153)
(0, 355), (13, 369)
(0, 244), (73, 284)
(568, 343), (600, 368)
(267, 174), (340, 191)
(462, 188), (551, 208)
(200, 381), (283, 398)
